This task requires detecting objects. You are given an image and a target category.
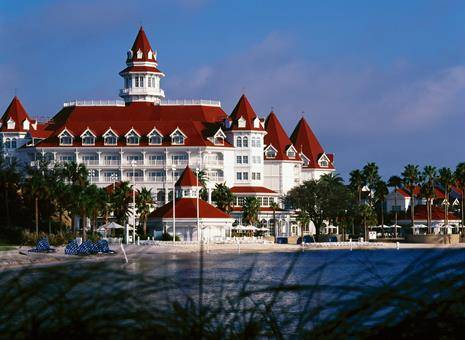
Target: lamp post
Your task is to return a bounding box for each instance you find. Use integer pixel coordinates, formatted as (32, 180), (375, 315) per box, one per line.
(88, 169), (96, 184)
(131, 160), (137, 244)
(110, 173), (118, 191)
(172, 166), (177, 243)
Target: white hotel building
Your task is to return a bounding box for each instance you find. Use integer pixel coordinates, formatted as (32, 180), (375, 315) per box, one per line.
(0, 27), (335, 236)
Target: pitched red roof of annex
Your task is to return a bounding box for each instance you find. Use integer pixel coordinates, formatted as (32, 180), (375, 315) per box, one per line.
(149, 198), (232, 219)
(229, 94), (264, 131)
(290, 117), (334, 169)
(264, 111), (301, 162)
(230, 186), (277, 194)
(175, 166), (199, 187)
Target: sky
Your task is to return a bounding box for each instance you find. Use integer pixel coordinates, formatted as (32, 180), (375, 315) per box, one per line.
(1, 0), (465, 179)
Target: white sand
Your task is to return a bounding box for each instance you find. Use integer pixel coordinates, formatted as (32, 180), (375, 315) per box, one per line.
(2, 242), (465, 269)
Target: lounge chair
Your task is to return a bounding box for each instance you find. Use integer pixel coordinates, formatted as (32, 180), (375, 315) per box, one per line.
(76, 240), (99, 256)
(96, 239), (117, 254)
(65, 239), (79, 255)
(28, 238), (56, 253)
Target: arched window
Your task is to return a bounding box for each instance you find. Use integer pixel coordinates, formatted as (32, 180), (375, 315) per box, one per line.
(11, 138), (17, 149)
(236, 137), (242, 147)
(242, 136), (248, 147)
(5, 138), (11, 149)
(265, 147), (277, 159)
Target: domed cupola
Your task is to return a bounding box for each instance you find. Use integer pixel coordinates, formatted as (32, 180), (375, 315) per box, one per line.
(119, 27), (165, 104)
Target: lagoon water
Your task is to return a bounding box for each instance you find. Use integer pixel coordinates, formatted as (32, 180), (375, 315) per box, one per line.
(129, 248), (465, 291)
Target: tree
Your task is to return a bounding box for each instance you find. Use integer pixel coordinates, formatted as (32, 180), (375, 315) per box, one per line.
(211, 183), (235, 213)
(197, 170), (208, 201)
(387, 175), (402, 237)
(374, 180), (388, 237)
(438, 167), (455, 226)
(242, 197), (260, 226)
(111, 181), (133, 225)
(0, 156), (20, 228)
(349, 169), (365, 204)
(269, 201), (280, 237)
(286, 176), (351, 237)
(357, 204), (377, 241)
(363, 162), (380, 206)
(296, 210), (310, 243)
(136, 187), (153, 236)
(422, 166), (437, 233)
(455, 163), (465, 231)
(402, 164), (420, 227)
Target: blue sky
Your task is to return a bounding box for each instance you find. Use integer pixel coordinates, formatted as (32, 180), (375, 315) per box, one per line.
(1, 0), (465, 179)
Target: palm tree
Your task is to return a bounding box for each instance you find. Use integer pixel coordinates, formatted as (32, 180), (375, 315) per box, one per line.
(374, 180), (388, 237)
(72, 185), (94, 240)
(438, 167), (455, 226)
(320, 172), (343, 186)
(269, 201), (280, 237)
(296, 210), (310, 244)
(211, 183), (235, 213)
(422, 166), (437, 233)
(197, 170), (208, 201)
(387, 175), (402, 237)
(402, 164), (420, 227)
(59, 162), (89, 187)
(455, 163), (465, 232)
(242, 197), (260, 226)
(0, 156), (20, 228)
(349, 169), (365, 204)
(136, 187), (153, 236)
(363, 162), (380, 206)
(111, 181), (133, 225)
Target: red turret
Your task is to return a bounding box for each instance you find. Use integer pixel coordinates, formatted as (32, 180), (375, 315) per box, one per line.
(290, 117), (334, 169)
(0, 96), (36, 132)
(264, 111), (300, 161)
(229, 94), (264, 131)
(175, 166), (200, 188)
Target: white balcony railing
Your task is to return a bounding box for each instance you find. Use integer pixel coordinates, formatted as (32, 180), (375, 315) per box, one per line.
(171, 159), (188, 166)
(123, 160), (144, 166)
(147, 176), (165, 183)
(160, 99), (221, 107)
(103, 160), (121, 166)
(147, 160), (165, 166)
(63, 100), (125, 107)
(82, 159), (99, 165)
(119, 88), (165, 97)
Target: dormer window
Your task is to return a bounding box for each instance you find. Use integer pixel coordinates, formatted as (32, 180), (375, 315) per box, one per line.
(59, 130), (73, 146)
(265, 145), (277, 159)
(22, 119), (30, 130)
(103, 129), (118, 145)
(7, 118), (15, 130)
(212, 128), (226, 145)
(253, 117), (260, 128)
(300, 153), (310, 166)
(81, 130), (96, 146)
(286, 146), (297, 159)
(238, 117), (246, 128)
(148, 128), (163, 145)
(170, 128), (186, 145)
(127, 50), (133, 59)
(318, 154), (330, 168)
(148, 50), (153, 59)
(126, 130), (140, 145)
(137, 49), (143, 59)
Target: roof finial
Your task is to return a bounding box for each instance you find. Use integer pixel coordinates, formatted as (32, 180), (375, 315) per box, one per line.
(14, 88), (17, 97)
(241, 86), (246, 94)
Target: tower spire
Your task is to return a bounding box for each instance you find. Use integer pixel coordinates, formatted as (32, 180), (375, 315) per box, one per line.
(119, 27), (165, 104)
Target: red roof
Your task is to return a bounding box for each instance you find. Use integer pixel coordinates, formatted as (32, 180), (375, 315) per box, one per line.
(149, 198), (231, 219)
(175, 166), (199, 187)
(0, 96), (36, 132)
(119, 65), (163, 75)
(127, 27), (157, 63)
(231, 206), (282, 212)
(290, 117), (334, 169)
(35, 102), (232, 148)
(264, 111), (301, 162)
(412, 205), (459, 221)
(230, 186), (277, 194)
(229, 94), (264, 131)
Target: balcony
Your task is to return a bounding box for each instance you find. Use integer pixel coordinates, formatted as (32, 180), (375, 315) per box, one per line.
(103, 160), (121, 166)
(147, 159), (165, 166)
(82, 159), (99, 166)
(204, 159), (224, 167)
(125, 176), (144, 183)
(123, 159), (144, 166)
(171, 159), (188, 166)
(147, 176), (165, 183)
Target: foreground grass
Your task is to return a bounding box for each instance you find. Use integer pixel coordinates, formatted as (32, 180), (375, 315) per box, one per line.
(0, 251), (464, 338)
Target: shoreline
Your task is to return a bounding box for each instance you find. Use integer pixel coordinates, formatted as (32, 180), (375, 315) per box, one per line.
(2, 242), (465, 270)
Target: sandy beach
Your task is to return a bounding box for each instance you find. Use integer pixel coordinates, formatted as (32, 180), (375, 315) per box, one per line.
(1, 242), (465, 270)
